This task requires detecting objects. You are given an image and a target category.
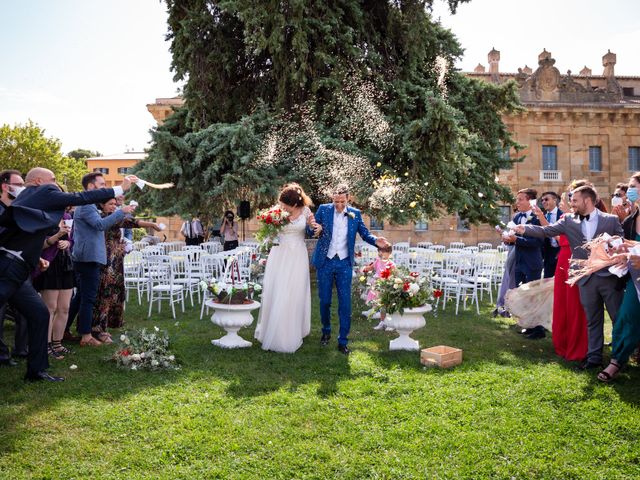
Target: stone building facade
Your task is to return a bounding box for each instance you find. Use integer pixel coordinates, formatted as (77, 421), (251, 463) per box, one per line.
(146, 49), (640, 245)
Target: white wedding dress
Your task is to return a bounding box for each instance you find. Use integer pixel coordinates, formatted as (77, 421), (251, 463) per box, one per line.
(254, 209), (311, 353)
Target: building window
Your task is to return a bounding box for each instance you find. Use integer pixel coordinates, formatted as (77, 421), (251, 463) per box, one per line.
(414, 219), (428, 231)
(498, 145), (511, 168)
(622, 87), (635, 97)
(369, 216), (384, 230)
(456, 215), (470, 231)
(629, 147), (640, 171)
(93, 167), (109, 174)
(589, 146), (602, 172)
(498, 206), (512, 226)
(117, 167), (131, 175)
(542, 145), (557, 170)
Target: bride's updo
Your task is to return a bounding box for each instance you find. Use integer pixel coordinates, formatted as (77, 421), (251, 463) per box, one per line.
(279, 183), (313, 208)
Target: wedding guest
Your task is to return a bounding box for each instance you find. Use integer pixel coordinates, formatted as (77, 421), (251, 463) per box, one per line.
(67, 172), (137, 348)
(611, 182), (633, 223)
(598, 171), (640, 382)
(502, 188), (545, 339)
(33, 216), (74, 359)
(546, 189), (587, 361)
(0, 170), (28, 367)
(181, 215), (205, 246)
(538, 191), (562, 278)
(220, 211), (239, 251)
(492, 220), (516, 318)
(92, 198), (161, 340)
(514, 185), (624, 370)
(0, 167), (136, 382)
(362, 245), (394, 330)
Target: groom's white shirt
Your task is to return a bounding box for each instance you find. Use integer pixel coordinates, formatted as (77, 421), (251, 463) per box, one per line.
(327, 208), (349, 260)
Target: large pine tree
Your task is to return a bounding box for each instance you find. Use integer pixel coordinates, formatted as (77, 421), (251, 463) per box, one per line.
(135, 0), (520, 224)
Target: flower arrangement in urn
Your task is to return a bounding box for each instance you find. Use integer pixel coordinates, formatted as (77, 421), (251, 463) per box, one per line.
(366, 263), (437, 314)
(200, 278), (262, 304)
(113, 327), (179, 371)
(255, 206), (290, 252)
(200, 256), (262, 304)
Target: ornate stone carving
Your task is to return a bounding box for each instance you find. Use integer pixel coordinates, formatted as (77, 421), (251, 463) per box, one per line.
(519, 49), (622, 103)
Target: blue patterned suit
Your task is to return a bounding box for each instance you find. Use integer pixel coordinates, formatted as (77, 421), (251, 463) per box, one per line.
(310, 204), (377, 346)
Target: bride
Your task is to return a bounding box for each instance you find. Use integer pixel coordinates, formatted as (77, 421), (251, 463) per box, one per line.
(254, 183), (314, 353)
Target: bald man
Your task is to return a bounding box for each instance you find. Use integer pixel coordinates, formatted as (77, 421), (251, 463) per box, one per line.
(0, 168), (138, 382)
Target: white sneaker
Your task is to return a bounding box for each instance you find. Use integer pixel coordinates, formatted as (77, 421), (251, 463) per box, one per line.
(385, 326), (395, 332)
(373, 321), (386, 330)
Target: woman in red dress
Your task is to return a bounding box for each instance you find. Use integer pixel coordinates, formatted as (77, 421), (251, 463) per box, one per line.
(535, 180), (606, 361)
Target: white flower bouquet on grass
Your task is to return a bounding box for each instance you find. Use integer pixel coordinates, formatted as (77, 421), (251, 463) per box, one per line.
(113, 327), (179, 371)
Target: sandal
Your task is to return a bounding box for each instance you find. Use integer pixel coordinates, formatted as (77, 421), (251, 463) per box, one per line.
(80, 336), (103, 347)
(597, 360), (622, 383)
(47, 342), (65, 360)
(52, 340), (72, 355)
(92, 331), (113, 344)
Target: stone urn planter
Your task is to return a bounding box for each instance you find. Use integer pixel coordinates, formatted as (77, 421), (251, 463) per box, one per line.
(385, 304), (432, 351)
(207, 299), (261, 348)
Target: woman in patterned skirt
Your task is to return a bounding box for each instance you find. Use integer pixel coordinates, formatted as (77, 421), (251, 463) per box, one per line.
(91, 198), (161, 341)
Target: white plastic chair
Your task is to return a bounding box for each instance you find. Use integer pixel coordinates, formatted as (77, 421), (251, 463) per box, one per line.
(146, 255), (185, 319)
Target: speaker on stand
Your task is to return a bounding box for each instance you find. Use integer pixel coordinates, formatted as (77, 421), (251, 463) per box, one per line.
(238, 200), (251, 241)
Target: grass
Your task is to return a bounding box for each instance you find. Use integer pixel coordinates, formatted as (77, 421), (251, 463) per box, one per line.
(1, 287), (640, 479)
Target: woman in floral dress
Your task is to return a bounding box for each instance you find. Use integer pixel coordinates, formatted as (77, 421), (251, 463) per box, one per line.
(92, 198), (160, 341)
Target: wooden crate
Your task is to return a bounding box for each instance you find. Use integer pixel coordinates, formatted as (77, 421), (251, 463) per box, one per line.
(420, 345), (463, 368)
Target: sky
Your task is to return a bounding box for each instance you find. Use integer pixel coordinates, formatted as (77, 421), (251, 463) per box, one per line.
(1, 0), (638, 157)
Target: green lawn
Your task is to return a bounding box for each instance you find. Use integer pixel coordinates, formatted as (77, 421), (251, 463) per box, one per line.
(1, 288), (639, 479)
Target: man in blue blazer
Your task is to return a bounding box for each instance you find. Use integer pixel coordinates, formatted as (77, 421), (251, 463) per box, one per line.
(310, 185), (389, 354)
(502, 188), (545, 339)
(0, 167), (137, 381)
(68, 172), (136, 347)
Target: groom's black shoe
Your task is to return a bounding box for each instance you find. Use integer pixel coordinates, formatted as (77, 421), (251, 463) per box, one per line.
(337, 345), (350, 355)
(320, 334), (331, 346)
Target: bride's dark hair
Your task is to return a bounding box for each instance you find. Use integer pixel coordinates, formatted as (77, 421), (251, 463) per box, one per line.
(279, 183), (313, 208)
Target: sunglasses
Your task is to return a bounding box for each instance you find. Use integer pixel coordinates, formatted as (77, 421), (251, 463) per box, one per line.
(611, 193), (622, 198)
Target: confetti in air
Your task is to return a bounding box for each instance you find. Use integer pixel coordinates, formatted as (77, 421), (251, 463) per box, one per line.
(253, 69), (447, 212)
(434, 56), (449, 96)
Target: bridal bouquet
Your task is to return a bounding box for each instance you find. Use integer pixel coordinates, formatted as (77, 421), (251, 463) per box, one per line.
(113, 327), (179, 371)
(369, 264), (437, 314)
(255, 206), (290, 252)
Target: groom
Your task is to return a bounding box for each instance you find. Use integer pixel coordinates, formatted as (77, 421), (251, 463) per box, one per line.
(310, 185), (390, 354)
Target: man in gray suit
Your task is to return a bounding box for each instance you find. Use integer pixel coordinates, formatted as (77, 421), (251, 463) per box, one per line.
(514, 185), (624, 370)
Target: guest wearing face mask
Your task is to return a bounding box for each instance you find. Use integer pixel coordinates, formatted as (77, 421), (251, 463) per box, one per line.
(611, 182), (633, 223)
(598, 172), (640, 382)
(0, 170), (29, 367)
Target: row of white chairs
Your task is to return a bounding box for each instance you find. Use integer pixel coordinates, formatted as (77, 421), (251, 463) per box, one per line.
(124, 245), (257, 319)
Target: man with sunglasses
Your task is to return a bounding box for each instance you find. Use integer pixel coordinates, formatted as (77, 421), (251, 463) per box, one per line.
(540, 192), (562, 279)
